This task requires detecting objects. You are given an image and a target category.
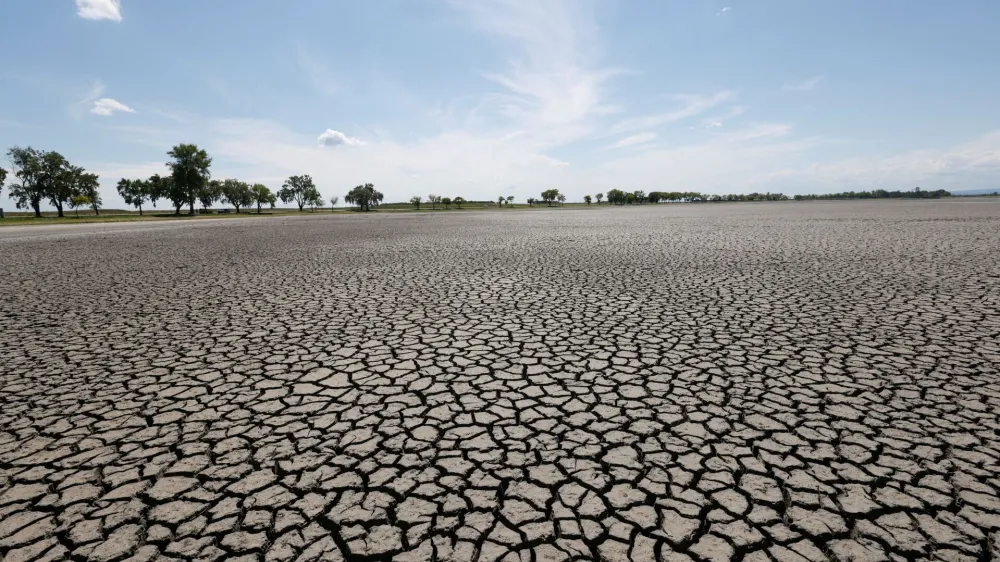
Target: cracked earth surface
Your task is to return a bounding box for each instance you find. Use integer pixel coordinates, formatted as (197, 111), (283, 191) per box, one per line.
(1, 200), (999, 562)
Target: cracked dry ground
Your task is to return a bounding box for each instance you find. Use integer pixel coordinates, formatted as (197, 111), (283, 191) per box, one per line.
(1, 201), (999, 562)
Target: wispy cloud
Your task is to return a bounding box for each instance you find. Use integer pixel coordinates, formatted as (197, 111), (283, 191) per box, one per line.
(318, 129), (364, 147)
(75, 0), (122, 22)
(297, 43), (340, 96)
(91, 98), (135, 116)
(452, 0), (621, 147)
(610, 91), (734, 134)
(784, 76), (824, 92)
(716, 7), (732, 16)
(611, 132), (657, 149)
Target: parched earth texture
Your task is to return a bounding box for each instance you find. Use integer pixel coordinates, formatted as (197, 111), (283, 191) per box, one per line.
(1, 200), (999, 562)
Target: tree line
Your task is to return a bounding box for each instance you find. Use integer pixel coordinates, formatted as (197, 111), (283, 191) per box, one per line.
(791, 187), (950, 200)
(0, 144), (954, 217)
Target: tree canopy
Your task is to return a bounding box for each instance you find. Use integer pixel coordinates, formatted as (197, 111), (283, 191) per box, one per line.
(5, 147), (100, 217)
(166, 144), (212, 215)
(221, 179), (254, 213)
(345, 183), (383, 211)
(252, 184), (277, 213)
(117, 179), (149, 215)
(278, 175), (320, 211)
(540, 189), (561, 206)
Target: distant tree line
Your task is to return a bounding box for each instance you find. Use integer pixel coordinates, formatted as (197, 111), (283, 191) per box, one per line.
(0, 143), (957, 219)
(791, 187), (950, 200)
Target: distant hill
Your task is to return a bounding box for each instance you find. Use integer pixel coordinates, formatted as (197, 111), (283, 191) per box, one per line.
(952, 189), (1000, 196)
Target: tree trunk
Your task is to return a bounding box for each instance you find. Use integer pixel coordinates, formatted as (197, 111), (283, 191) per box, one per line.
(257, 203), (262, 213)
(94, 207), (100, 216)
(57, 202), (64, 218)
(139, 204), (143, 216)
(32, 200), (41, 217)
(189, 200), (195, 215)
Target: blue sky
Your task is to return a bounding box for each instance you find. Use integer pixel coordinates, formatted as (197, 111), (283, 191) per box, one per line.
(2, 0), (999, 209)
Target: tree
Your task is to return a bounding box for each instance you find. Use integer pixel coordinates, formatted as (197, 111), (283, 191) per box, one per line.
(596, 192), (604, 204)
(278, 175), (319, 211)
(541, 189), (560, 206)
(633, 190), (646, 204)
(329, 195), (339, 210)
(117, 179), (149, 215)
(527, 197), (535, 207)
(148, 174), (181, 214)
(454, 196), (466, 209)
(69, 195), (90, 218)
(442, 196), (452, 210)
(606, 189), (627, 205)
(410, 196), (422, 209)
(6, 147), (46, 217)
(307, 189), (324, 212)
(344, 183), (383, 211)
(497, 195), (504, 207)
(39, 152), (76, 217)
(506, 195), (514, 206)
(221, 179), (253, 213)
(557, 194), (566, 206)
(251, 184), (277, 213)
(584, 195), (592, 205)
(428, 194), (441, 209)
(75, 170), (101, 215)
(166, 144), (212, 215)
(0, 167), (6, 201)
(199, 179), (222, 212)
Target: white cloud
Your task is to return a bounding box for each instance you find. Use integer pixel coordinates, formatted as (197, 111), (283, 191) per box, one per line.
(452, 0), (621, 147)
(717, 7), (732, 16)
(91, 98), (135, 116)
(611, 132), (657, 149)
(784, 76), (824, 92)
(75, 0), (122, 21)
(318, 129), (364, 147)
(610, 91), (734, 134)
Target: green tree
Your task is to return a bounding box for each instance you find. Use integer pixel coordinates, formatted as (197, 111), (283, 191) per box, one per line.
(410, 196), (421, 209)
(506, 195), (514, 206)
(527, 197), (535, 206)
(596, 192), (604, 204)
(329, 195), (339, 210)
(606, 189), (626, 205)
(541, 189), (560, 206)
(558, 194), (566, 206)
(147, 174), (181, 214)
(75, 170), (101, 215)
(166, 144), (212, 215)
(428, 194), (441, 209)
(199, 179), (222, 212)
(584, 195), (592, 204)
(39, 152), (76, 217)
(344, 183), (383, 211)
(278, 175), (319, 211)
(0, 167), (6, 203)
(117, 179), (149, 215)
(6, 147), (46, 217)
(497, 195), (504, 207)
(69, 195), (90, 218)
(221, 179), (253, 213)
(307, 189), (324, 212)
(251, 183), (277, 213)
(633, 190), (646, 204)
(454, 196), (466, 209)
(442, 196), (452, 210)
